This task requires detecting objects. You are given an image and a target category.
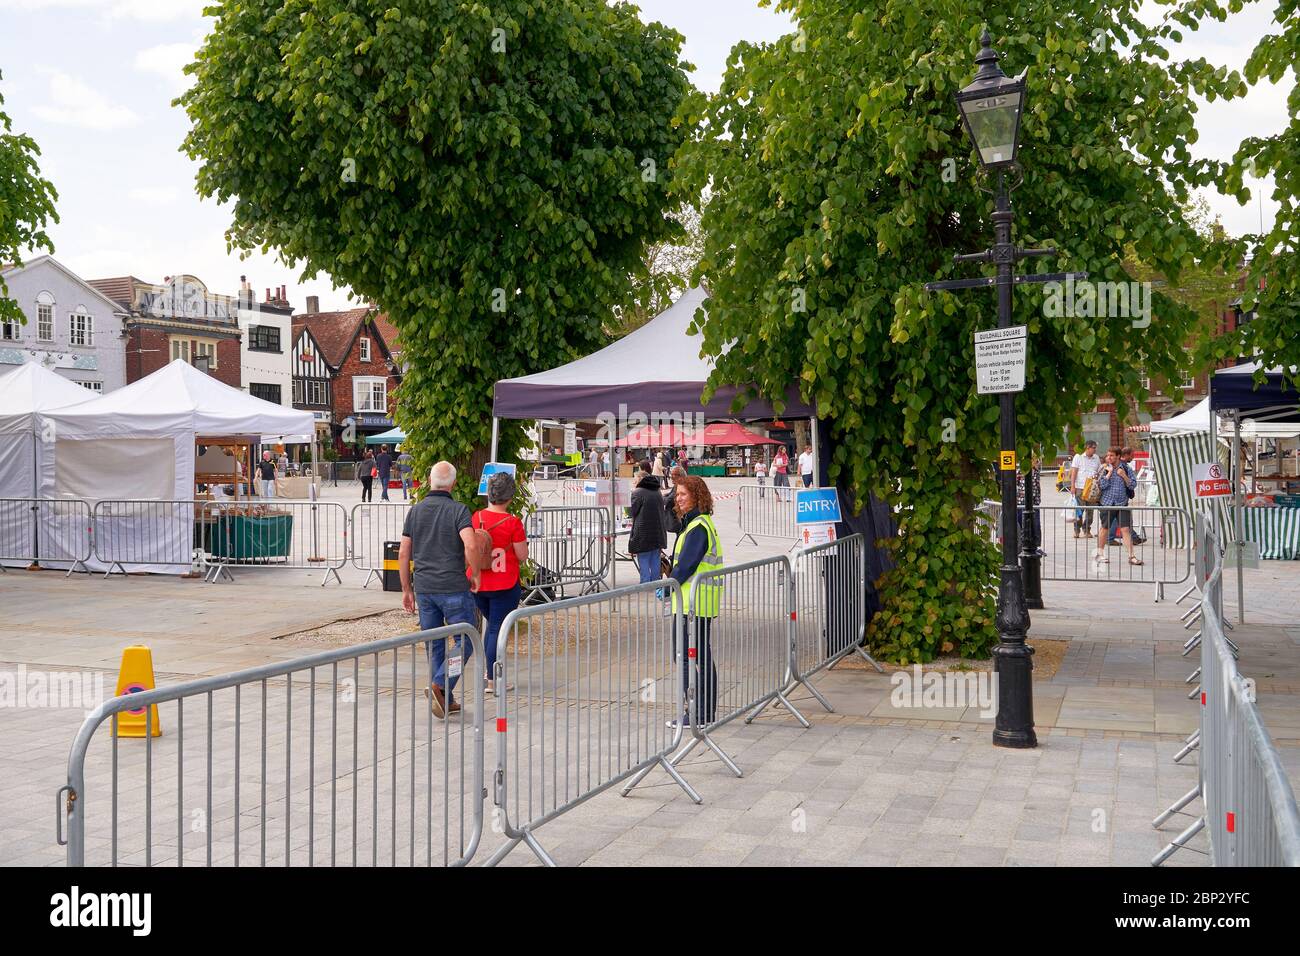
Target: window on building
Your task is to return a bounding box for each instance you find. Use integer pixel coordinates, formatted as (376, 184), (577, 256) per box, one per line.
(194, 340), (216, 368)
(69, 309), (93, 347)
(359, 337), (370, 362)
(292, 379), (305, 404)
(0, 318), (18, 340)
(353, 376), (386, 412)
(171, 338), (190, 362)
(1138, 370), (1150, 392)
(1180, 349), (1196, 391)
(249, 324), (281, 352)
(250, 382), (282, 404)
(309, 380), (328, 406)
(36, 292), (54, 341)
(78, 381), (103, 393)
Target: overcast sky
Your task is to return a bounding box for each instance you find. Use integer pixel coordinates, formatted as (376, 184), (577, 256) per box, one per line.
(0, 0), (1290, 311)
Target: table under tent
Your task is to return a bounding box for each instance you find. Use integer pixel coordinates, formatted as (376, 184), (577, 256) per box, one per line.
(36, 359), (315, 574)
(0, 363), (98, 569)
(490, 286), (897, 614)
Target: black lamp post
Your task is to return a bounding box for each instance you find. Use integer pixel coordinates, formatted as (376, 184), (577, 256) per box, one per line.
(926, 29), (1088, 749)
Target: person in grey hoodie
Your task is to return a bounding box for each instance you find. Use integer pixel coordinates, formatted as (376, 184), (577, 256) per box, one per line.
(628, 460), (667, 583)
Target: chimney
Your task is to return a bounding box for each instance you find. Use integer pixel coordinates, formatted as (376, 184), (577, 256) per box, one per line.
(265, 287), (271, 303)
(306, 295), (320, 314)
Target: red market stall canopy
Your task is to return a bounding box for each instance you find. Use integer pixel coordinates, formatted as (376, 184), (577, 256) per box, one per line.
(492, 286), (814, 421)
(614, 423), (694, 447)
(685, 422), (783, 447)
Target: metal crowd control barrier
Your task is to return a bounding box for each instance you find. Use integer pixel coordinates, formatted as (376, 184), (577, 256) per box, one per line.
(0, 497), (92, 575)
(487, 579), (699, 866)
(92, 499), (204, 577)
(350, 502), (412, 588)
(1031, 505), (1192, 596)
(522, 505), (612, 604)
(201, 499), (348, 586)
(624, 554), (807, 785)
(1153, 520), (1300, 867)
(736, 483), (798, 545)
(59, 624), (486, 867)
(788, 534), (881, 710)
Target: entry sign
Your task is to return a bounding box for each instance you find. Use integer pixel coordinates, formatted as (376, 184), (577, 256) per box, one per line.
(795, 488), (842, 525)
(477, 462), (517, 496)
(1191, 462), (1232, 499)
(974, 325), (1028, 395)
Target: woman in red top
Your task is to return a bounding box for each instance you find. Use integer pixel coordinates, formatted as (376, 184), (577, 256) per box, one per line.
(469, 472), (528, 695)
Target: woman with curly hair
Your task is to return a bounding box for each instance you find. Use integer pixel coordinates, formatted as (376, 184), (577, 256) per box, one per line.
(666, 475), (723, 729)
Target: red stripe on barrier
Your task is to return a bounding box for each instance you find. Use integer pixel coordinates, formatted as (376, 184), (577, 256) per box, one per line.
(687, 647), (697, 659)
(1201, 691), (1206, 706)
(1226, 811), (1235, 833)
(496, 718), (507, 733)
(790, 611), (797, 621)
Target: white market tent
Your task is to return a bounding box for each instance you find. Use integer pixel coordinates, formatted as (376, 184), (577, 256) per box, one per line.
(1149, 397), (1212, 435)
(36, 360), (314, 573)
(1147, 397), (1233, 548)
(0, 363), (97, 568)
(0, 362), (96, 497)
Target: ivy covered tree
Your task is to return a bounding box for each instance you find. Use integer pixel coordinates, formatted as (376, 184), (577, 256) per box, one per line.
(1214, 0), (1300, 381)
(0, 71), (59, 328)
(678, 1), (1241, 662)
(180, 1), (692, 497)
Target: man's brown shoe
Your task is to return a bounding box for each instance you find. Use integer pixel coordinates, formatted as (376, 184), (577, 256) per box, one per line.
(447, 696), (462, 715)
(426, 684), (446, 718)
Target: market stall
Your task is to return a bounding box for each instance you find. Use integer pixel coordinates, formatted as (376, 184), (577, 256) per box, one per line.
(36, 360), (314, 574)
(683, 421), (782, 476)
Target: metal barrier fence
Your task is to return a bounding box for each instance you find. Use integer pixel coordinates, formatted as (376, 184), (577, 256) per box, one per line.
(59, 623), (485, 867)
(487, 579), (698, 866)
(350, 502), (412, 587)
(0, 497), (92, 575)
(522, 505), (612, 604)
(1152, 520), (1300, 867)
(1029, 505), (1193, 592)
(200, 500), (349, 586)
(92, 499), (204, 577)
(789, 534), (881, 709)
(737, 483), (797, 545)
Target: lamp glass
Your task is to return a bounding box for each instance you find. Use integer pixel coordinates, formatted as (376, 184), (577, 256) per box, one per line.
(960, 87), (1023, 167)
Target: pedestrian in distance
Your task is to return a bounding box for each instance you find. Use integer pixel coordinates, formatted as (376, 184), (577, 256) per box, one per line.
(771, 446), (791, 501)
(256, 450), (277, 500)
(375, 443), (393, 501)
(798, 444), (815, 488)
(1068, 440), (1101, 538)
(666, 476), (723, 730)
(397, 447), (414, 499)
(753, 456), (767, 499)
(359, 449), (375, 502)
(1094, 447), (1141, 568)
(400, 461), (479, 718)
(663, 465), (688, 537)
(629, 459), (667, 585)
(469, 472), (527, 697)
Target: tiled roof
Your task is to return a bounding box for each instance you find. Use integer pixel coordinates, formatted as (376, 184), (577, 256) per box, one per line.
(86, 276), (146, 307)
(371, 312), (401, 356)
(290, 307), (372, 367)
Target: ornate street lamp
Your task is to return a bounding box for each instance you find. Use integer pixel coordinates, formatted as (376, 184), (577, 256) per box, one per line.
(925, 29), (1088, 749)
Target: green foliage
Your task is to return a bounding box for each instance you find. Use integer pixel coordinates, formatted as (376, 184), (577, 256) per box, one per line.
(1213, 0), (1300, 382)
(678, 1), (1241, 662)
(0, 71), (59, 328)
(179, 1), (692, 503)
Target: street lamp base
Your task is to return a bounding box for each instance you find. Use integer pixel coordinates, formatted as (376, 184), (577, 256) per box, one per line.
(992, 726), (1038, 749)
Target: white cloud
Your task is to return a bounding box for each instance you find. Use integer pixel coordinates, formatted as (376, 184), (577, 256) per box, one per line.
(133, 42), (197, 93)
(127, 186), (180, 204)
(0, 0), (207, 21)
(31, 71), (140, 131)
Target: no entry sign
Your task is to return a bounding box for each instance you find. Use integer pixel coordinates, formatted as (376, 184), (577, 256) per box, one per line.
(1191, 462), (1232, 498)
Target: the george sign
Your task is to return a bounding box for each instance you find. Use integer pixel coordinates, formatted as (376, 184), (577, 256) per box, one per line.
(477, 461), (517, 496)
(1191, 462), (1233, 499)
(795, 487), (842, 525)
(974, 325), (1028, 395)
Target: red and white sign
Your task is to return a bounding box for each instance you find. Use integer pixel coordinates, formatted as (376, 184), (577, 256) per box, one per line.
(1192, 462), (1232, 499)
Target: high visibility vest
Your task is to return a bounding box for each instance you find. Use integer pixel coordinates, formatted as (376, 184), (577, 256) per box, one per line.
(671, 514), (724, 617)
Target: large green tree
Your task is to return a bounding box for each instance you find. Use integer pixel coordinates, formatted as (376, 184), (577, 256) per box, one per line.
(180, 1), (692, 496)
(678, 1), (1241, 661)
(1213, 0), (1300, 381)
(0, 71), (59, 328)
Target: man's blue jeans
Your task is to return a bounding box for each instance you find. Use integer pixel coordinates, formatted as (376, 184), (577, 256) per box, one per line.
(635, 551), (660, 585)
(378, 472), (391, 501)
(416, 591), (477, 693)
(401, 475), (411, 499)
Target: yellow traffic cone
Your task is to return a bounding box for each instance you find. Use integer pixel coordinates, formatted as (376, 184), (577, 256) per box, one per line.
(114, 645), (162, 738)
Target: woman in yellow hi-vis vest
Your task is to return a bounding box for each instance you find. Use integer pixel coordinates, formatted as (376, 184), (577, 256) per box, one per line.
(666, 476), (722, 728)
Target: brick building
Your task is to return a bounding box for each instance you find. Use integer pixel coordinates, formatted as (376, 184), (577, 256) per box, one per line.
(87, 274), (242, 387)
(291, 301), (401, 455)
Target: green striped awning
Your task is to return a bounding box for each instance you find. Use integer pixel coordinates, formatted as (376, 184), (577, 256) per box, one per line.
(1149, 431), (1234, 549)
(1240, 506), (1300, 559)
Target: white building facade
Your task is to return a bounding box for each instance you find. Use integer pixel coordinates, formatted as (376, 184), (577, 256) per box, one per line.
(236, 279), (294, 407)
(0, 256), (129, 393)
